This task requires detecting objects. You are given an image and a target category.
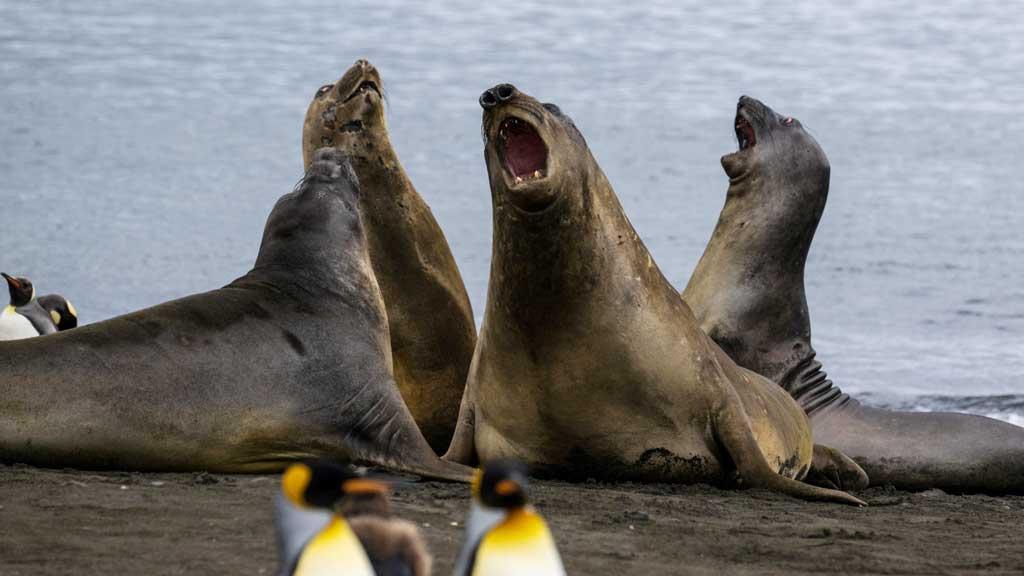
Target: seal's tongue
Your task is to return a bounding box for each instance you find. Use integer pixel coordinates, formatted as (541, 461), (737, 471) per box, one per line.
(501, 118), (547, 180)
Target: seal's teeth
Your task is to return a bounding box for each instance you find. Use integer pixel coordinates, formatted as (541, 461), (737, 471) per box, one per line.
(515, 176), (523, 183)
(533, 170), (541, 178)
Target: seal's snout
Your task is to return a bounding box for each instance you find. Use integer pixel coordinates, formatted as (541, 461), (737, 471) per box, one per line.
(495, 84), (517, 101)
(308, 147), (359, 190)
(312, 146), (348, 167)
(480, 89), (498, 109)
(480, 83), (518, 109)
(354, 58), (373, 73)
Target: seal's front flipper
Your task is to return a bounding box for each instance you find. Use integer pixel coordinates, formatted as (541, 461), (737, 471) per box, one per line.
(714, 397), (866, 506)
(806, 444), (869, 491)
(443, 394), (478, 466)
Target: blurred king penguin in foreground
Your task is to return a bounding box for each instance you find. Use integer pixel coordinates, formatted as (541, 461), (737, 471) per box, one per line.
(275, 460), (431, 576)
(453, 459), (565, 576)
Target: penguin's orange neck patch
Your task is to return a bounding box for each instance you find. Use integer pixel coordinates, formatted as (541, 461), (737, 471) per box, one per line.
(342, 478), (389, 496)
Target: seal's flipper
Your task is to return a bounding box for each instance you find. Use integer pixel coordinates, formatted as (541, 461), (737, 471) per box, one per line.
(330, 374), (474, 482)
(714, 396), (866, 506)
(806, 444), (869, 491)
(443, 394), (478, 466)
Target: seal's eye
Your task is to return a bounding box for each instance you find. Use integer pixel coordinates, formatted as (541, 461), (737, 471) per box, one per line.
(316, 84), (334, 98)
(783, 117), (794, 126)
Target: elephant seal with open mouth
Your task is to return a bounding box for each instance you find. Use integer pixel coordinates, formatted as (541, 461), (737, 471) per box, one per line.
(684, 96), (1024, 493)
(445, 85), (865, 505)
(0, 148), (471, 481)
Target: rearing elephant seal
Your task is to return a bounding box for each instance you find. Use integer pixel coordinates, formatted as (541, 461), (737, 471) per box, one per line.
(302, 60), (476, 453)
(0, 149), (470, 481)
(683, 96), (1024, 493)
(445, 85), (865, 505)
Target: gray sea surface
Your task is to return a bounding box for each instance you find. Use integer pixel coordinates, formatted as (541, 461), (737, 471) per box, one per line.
(2, 1), (1022, 423)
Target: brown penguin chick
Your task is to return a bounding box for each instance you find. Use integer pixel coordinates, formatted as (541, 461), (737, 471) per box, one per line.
(342, 478), (433, 576)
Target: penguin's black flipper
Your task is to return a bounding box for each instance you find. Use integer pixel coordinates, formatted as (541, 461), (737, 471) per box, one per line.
(274, 491), (333, 576)
(15, 301), (57, 336)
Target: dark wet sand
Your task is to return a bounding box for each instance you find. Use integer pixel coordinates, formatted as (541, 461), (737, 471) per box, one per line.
(1, 464), (1022, 575)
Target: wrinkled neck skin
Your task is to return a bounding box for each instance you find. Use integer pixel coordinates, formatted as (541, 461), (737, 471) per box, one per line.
(683, 132), (851, 416)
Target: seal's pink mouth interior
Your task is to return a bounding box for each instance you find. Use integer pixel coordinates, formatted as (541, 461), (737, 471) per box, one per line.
(499, 117), (547, 182)
(735, 114), (756, 150)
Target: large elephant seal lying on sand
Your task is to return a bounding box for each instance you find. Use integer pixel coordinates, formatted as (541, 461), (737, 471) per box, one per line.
(302, 60), (477, 453)
(0, 149), (470, 481)
(445, 84), (865, 505)
(684, 96), (1024, 493)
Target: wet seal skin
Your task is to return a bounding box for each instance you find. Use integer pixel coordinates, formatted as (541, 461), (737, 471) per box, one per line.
(684, 96), (1024, 493)
(0, 149), (471, 482)
(445, 85), (865, 505)
(302, 60), (477, 454)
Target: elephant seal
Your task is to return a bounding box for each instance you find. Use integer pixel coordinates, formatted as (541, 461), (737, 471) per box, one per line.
(683, 96), (1024, 493)
(0, 149), (471, 481)
(302, 60), (477, 453)
(445, 85), (865, 505)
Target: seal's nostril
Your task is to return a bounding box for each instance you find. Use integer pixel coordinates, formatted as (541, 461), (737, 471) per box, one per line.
(355, 59), (369, 68)
(495, 84), (516, 101)
(480, 89), (499, 109)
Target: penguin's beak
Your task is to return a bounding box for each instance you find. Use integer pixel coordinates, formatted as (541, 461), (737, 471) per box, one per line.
(494, 478), (523, 498)
(1, 273), (19, 289)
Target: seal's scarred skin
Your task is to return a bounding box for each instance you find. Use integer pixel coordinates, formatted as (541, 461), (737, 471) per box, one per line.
(302, 60), (476, 453)
(0, 149), (471, 481)
(684, 96), (1024, 493)
(446, 85), (864, 505)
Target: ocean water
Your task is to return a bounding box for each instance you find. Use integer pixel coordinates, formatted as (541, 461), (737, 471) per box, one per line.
(1, 0), (1022, 423)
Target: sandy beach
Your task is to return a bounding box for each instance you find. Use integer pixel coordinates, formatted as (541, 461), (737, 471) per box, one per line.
(1, 464), (1022, 575)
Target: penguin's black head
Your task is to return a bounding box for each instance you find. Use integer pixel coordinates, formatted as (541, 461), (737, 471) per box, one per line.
(2, 273), (34, 307)
(475, 458), (530, 509)
(281, 459), (391, 515)
(38, 294), (78, 330)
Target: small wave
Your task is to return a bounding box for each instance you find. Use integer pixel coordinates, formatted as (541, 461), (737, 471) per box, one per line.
(861, 393), (1024, 426)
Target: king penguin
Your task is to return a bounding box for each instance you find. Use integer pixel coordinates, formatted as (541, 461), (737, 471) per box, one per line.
(0, 272), (56, 340)
(275, 460), (431, 576)
(452, 459), (566, 576)
(37, 293), (78, 331)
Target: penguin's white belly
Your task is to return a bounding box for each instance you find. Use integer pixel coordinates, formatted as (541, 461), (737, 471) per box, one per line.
(0, 309), (39, 340)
